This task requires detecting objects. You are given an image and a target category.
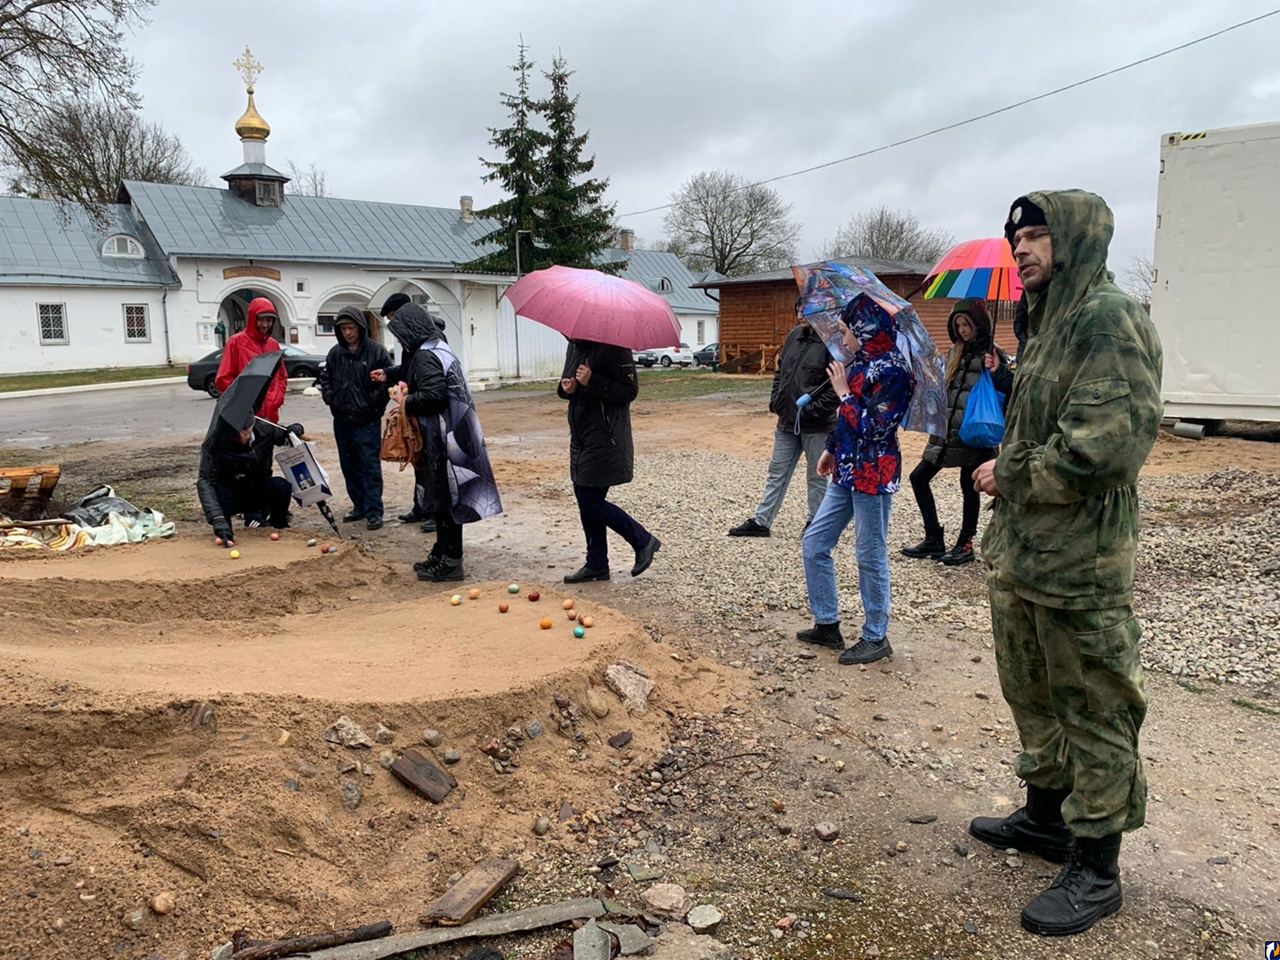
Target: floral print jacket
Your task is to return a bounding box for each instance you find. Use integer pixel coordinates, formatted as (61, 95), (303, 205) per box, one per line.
(825, 327), (915, 495)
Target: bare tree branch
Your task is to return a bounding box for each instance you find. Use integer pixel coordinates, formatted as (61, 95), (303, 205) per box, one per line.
(0, 0), (155, 218)
(1121, 254), (1153, 308)
(660, 170), (800, 276)
(819, 206), (953, 264)
(284, 158), (327, 197)
(5, 97), (204, 206)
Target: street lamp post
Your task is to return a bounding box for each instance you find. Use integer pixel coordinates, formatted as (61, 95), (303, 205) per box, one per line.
(513, 229), (532, 378)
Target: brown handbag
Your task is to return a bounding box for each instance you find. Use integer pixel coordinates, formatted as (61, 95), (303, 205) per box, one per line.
(380, 403), (422, 471)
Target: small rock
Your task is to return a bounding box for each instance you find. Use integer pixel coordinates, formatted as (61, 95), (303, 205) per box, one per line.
(479, 736), (503, 757)
(442, 748), (461, 765)
(604, 662), (655, 713)
(1207, 855), (1229, 865)
(322, 716), (372, 749)
(378, 750), (395, 769)
(446, 871), (462, 887)
(553, 692), (571, 709)
(823, 887), (863, 901)
(963, 920), (978, 934)
(954, 842), (970, 857)
(895, 840), (908, 853)
(506, 725), (525, 742)
(814, 821), (840, 842)
(374, 723), (395, 744)
(641, 882), (692, 919)
(686, 904), (724, 934)
(283, 779), (300, 792)
(339, 779), (362, 810)
(585, 687), (612, 718)
(150, 892), (176, 915)
(872, 714), (890, 722)
(337, 760), (358, 774)
(53, 856), (73, 866)
(297, 760), (318, 779)
(122, 908), (146, 931)
(525, 719), (545, 739)
(422, 729), (443, 748)
(275, 730), (292, 747)
(533, 817), (551, 837)
(608, 731), (633, 749)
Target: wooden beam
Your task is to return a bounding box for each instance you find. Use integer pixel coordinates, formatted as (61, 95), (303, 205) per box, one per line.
(419, 858), (519, 926)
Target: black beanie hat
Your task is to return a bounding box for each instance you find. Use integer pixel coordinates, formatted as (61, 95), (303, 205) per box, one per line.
(380, 292), (412, 318)
(1004, 196), (1047, 246)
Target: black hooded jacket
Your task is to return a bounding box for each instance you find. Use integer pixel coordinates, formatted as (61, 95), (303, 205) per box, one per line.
(557, 340), (638, 488)
(385, 304), (448, 421)
(769, 323), (839, 433)
(318, 306), (392, 423)
(196, 419), (292, 522)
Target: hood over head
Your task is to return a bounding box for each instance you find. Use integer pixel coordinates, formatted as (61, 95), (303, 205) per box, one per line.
(1012, 189), (1115, 334)
(947, 297), (994, 351)
(245, 297), (280, 345)
(387, 303), (446, 353)
(840, 295), (896, 357)
(334, 305), (368, 340)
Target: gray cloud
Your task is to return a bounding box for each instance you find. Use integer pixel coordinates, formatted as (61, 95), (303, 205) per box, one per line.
(128, 0), (1279, 271)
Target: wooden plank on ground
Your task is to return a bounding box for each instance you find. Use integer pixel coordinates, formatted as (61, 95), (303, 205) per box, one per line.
(305, 898), (605, 960)
(390, 748), (457, 804)
(419, 858), (519, 926)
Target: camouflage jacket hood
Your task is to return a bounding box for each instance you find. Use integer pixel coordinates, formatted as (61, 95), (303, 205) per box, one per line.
(983, 189), (1164, 609)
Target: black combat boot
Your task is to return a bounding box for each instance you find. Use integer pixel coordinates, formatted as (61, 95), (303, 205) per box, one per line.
(901, 527), (945, 559)
(796, 622), (844, 650)
(1020, 834), (1123, 936)
(969, 785), (1075, 863)
(940, 533), (975, 566)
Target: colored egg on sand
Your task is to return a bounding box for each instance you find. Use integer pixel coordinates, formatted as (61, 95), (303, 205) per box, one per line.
(539, 617), (553, 629)
(573, 626), (586, 638)
(562, 599), (575, 610)
(468, 588), (481, 600)
(507, 583), (520, 594)
(450, 595), (462, 606)
(498, 602), (509, 613)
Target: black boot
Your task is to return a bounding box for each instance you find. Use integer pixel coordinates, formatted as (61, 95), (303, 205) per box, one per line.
(940, 533), (975, 566)
(969, 785), (1075, 863)
(901, 527), (945, 559)
(796, 622), (844, 650)
(1020, 834), (1123, 936)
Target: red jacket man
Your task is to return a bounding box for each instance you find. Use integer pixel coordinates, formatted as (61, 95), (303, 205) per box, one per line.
(215, 297), (288, 422)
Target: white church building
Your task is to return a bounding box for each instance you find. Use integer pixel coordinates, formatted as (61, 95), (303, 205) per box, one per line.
(0, 64), (718, 382)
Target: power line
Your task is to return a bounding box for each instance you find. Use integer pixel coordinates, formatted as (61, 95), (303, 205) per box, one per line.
(620, 8), (1280, 219)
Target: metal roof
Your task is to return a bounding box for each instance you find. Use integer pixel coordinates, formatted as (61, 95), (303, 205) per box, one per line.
(120, 180), (503, 266)
(220, 162), (290, 181)
(0, 196), (178, 287)
(602, 247), (720, 315)
(689, 255), (934, 288)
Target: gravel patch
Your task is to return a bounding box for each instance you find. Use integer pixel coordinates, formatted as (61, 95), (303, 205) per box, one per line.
(545, 454), (1280, 688)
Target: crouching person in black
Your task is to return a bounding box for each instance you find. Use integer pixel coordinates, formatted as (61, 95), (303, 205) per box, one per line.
(197, 416), (303, 546)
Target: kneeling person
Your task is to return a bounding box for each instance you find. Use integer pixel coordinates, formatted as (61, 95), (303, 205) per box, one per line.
(197, 415), (303, 545)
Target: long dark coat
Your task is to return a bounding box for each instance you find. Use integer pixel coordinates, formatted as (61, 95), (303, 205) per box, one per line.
(557, 340), (638, 488)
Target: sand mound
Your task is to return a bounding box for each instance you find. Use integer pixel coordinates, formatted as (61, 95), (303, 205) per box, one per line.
(0, 535), (740, 958)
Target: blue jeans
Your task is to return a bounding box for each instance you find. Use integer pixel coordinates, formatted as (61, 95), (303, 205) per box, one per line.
(753, 429), (828, 528)
(333, 419), (384, 518)
(801, 483), (894, 640)
(574, 484), (650, 569)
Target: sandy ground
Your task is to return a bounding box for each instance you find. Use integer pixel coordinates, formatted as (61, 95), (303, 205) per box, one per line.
(2, 383), (1279, 959)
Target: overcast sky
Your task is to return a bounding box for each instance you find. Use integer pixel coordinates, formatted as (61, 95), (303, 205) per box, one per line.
(127, 0), (1277, 279)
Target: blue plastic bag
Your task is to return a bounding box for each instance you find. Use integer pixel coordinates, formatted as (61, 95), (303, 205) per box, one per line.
(958, 369), (1006, 447)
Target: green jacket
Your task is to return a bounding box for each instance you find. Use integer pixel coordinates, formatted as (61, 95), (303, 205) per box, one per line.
(982, 190), (1163, 609)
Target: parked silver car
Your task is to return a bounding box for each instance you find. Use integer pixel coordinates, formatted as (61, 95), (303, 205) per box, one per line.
(634, 343), (693, 367)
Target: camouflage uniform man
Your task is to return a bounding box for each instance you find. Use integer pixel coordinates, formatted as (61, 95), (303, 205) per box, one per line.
(969, 190), (1163, 937)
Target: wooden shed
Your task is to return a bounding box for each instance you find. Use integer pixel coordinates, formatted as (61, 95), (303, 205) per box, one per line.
(693, 256), (961, 373)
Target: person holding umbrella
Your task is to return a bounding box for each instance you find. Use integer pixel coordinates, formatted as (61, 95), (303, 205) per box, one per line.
(558, 339), (660, 583)
(214, 297), (288, 423)
(385, 303), (501, 582)
(197, 350), (304, 546)
(900, 298), (1013, 566)
(798, 295), (915, 664)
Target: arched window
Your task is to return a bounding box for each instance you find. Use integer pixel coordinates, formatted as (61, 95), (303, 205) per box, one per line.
(102, 235), (143, 258)
(658, 277), (673, 292)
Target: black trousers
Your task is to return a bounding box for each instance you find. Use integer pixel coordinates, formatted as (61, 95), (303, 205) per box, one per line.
(908, 459), (981, 540)
(574, 484), (649, 568)
(427, 511), (463, 561)
(215, 478), (292, 528)
(332, 419), (384, 518)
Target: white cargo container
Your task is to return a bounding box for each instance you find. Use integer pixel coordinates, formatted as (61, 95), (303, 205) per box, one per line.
(1150, 121), (1280, 425)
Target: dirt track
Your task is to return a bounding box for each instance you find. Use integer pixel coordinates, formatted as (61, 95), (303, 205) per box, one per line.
(2, 382), (1278, 960)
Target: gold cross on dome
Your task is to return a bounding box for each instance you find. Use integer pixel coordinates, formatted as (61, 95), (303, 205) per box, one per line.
(233, 46), (263, 92)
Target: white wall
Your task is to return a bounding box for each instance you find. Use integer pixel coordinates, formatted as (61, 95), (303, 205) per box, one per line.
(496, 296), (569, 380)
(676, 312), (719, 349)
(0, 285), (171, 374)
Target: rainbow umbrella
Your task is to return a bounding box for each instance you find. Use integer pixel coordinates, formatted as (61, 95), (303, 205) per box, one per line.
(924, 237), (1023, 301)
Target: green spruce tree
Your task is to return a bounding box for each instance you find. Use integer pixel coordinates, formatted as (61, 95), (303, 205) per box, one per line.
(534, 55), (620, 271)
(469, 42), (549, 274)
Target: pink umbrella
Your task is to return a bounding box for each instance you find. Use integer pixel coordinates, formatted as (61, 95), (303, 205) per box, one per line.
(502, 265), (681, 350)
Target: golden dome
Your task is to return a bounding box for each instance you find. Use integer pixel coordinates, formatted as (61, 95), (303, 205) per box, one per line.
(235, 89), (270, 141)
